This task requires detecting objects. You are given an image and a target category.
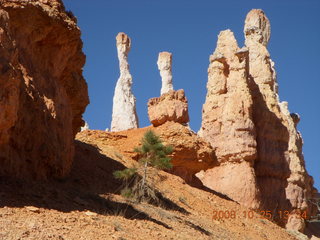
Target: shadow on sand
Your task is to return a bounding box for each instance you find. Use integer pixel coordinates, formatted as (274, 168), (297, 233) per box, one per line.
(0, 140), (189, 229)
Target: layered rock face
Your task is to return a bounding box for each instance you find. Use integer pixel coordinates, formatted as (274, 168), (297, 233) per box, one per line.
(111, 32), (139, 132)
(0, 0), (89, 179)
(148, 89), (189, 127)
(199, 9), (316, 231)
(158, 52), (174, 95)
(197, 30), (260, 209)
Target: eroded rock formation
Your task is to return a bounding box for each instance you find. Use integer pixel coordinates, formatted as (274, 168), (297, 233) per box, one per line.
(111, 32), (139, 132)
(81, 121), (90, 131)
(245, 9), (315, 231)
(198, 9), (316, 231)
(154, 122), (216, 186)
(281, 104), (315, 231)
(244, 9), (292, 225)
(148, 89), (189, 127)
(197, 29), (260, 209)
(76, 121), (216, 186)
(198, 30), (257, 163)
(158, 51), (174, 95)
(0, 0), (89, 179)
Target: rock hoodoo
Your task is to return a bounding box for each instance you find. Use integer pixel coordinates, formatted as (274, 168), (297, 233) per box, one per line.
(198, 9), (316, 231)
(244, 9), (316, 231)
(148, 90), (189, 127)
(0, 0), (89, 179)
(197, 29), (260, 209)
(149, 51), (189, 127)
(111, 32), (139, 132)
(158, 51), (174, 95)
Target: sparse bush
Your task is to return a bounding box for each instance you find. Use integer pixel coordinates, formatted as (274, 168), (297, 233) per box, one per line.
(113, 130), (173, 203)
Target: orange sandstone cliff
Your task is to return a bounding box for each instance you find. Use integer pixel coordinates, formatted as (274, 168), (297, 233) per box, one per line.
(0, 0), (89, 179)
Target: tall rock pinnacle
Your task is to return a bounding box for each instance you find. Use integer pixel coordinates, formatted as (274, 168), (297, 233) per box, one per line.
(111, 32), (139, 132)
(198, 30), (260, 209)
(158, 52), (174, 95)
(244, 9), (316, 232)
(244, 9), (277, 90)
(198, 9), (316, 232)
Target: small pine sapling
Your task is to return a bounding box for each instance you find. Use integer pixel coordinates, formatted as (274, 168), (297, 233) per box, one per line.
(113, 130), (173, 203)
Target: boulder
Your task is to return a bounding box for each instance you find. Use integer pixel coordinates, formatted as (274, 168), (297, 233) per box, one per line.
(155, 122), (216, 185)
(148, 90), (189, 127)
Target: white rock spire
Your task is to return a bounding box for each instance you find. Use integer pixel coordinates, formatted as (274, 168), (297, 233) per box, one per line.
(111, 32), (139, 132)
(158, 52), (174, 95)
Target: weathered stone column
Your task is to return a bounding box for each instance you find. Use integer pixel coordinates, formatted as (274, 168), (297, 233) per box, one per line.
(111, 32), (139, 132)
(158, 51), (174, 95)
(197, 29), (260, 209)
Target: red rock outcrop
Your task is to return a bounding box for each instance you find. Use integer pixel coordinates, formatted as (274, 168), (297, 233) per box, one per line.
(148, 89), (189, 127)
(155, 122), (216, 186)
(198, 9), (316, 231)
(77, 122), (216, 186)
(0, 0), (89, 179)
(197, 29), (260, 209)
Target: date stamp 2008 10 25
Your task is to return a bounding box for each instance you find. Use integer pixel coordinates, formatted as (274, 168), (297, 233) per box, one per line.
(212, 210), (307, 220)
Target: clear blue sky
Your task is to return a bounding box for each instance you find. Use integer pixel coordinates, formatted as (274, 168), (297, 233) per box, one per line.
(64, 0), (319, 190)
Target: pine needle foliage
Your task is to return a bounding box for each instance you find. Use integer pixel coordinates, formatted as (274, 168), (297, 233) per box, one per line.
(113, 130), (173, 203)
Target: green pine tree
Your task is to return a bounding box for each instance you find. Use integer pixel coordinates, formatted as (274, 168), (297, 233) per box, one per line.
(113, 130), (173, 203)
